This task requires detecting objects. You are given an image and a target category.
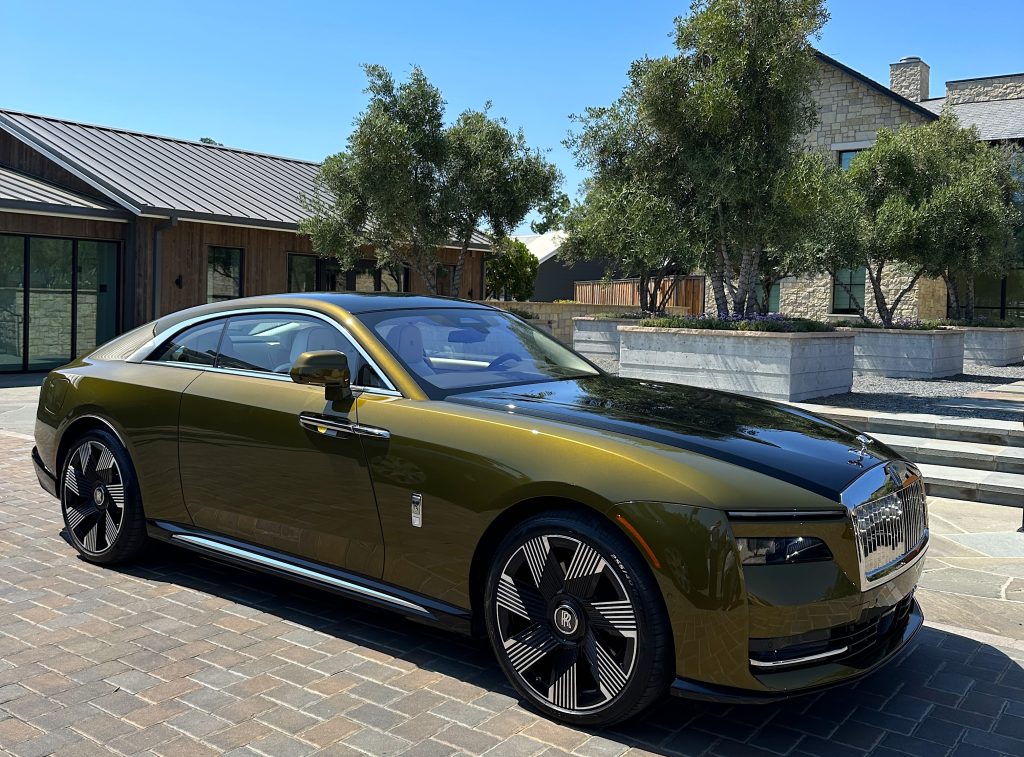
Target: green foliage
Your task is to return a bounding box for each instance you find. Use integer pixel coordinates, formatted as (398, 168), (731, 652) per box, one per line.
(641, 314), (834, 332)
(567, 0), (828, 317)
(486, 238), (539, 301)
(199, 137), (223, 146)
(799, 115), (1023, 326)
(561, 179), (699, 313)
(301, 65), (559, 294)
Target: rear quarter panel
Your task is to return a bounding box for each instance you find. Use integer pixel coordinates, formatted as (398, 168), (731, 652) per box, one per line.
(38, 359), (202, 524)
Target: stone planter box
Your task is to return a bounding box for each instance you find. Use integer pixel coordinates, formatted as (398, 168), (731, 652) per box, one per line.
(572, 317), (636, 374)
(841, 328), (964, 378)
(617, 326), (854, 402)
(956, 327), (1024, 366)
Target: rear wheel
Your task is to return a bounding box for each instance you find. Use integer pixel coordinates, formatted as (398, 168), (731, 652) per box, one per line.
(483, 511), (673, 726)
(60, 429), (147, 564)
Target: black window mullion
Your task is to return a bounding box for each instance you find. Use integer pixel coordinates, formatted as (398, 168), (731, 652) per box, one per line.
(22, 236), (29, 372)
(70, 239), (79, 361)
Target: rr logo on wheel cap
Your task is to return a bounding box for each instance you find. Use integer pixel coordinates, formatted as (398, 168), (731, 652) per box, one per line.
(553, 604), (579, 636)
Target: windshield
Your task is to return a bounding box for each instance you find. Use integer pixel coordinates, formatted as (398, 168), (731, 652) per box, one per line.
(358, 308), (601, 397)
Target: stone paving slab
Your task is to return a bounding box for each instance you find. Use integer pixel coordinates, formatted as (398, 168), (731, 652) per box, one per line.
(1, 433), (1024, 756)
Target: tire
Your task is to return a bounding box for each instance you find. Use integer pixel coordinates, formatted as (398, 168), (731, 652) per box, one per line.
(483, 510), (673, 726)
(60, 429), (147, 565)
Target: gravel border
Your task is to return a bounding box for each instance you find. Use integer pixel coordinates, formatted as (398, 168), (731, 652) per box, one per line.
(811, 363), (1024, 421)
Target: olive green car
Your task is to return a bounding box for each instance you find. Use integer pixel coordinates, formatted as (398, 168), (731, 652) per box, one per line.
(32, 293), (927, 725)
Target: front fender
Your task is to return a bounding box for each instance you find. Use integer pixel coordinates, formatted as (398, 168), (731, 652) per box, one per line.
(610, 501), (749, 686)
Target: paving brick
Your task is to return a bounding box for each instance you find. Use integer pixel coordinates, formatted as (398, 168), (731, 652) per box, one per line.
(299, 714), (361, 747)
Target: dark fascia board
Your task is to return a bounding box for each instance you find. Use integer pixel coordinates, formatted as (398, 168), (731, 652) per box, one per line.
(0, 114), (143, 214)
(0, 198), (132, 221)
(814, 51), (939, 122)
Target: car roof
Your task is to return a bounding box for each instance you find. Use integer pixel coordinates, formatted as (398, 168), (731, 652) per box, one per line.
(152, 292), (496, 333)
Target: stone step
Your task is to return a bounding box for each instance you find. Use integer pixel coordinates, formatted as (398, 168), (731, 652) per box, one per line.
(872, 433), (1024, 475)
(795, 403), (1024, 448)
(917, 463), (1024, 509)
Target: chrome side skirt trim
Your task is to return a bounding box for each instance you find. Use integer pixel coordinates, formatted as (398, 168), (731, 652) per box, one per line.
(749, 645), (849, 669)
(169, 532), (423, 613)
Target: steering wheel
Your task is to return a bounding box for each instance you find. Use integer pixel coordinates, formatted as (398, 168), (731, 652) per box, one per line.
(488, 352), (523, 370)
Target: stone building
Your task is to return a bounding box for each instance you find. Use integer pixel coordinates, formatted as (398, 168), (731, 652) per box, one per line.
(706, 51), (1024, 322)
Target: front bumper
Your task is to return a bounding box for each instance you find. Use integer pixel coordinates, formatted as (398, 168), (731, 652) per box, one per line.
(671, 595), (923, 703)
(32, 446), (58, 498)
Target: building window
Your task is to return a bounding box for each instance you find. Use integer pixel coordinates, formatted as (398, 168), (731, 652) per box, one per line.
(838, 150), (861, 171)
(832, 267), (866, 314)
(435, 265), (458, 297)
(208, 247), (243, 303)
(288, 255), (408, 294)
(287, 254), (317, 293)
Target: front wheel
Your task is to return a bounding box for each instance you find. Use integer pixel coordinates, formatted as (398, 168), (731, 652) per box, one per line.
(484, 511), (673, 726)
(60, 429), (147, 564)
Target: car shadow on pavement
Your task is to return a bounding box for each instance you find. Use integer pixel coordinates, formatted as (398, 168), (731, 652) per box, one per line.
(90, 537), (1024, 756)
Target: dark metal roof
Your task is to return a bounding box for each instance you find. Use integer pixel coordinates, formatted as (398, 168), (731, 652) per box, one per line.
(919, 97), (1024, 142)
(814, 51), (939, 122)
(0, 109), (493, 249)
(0, 164), (126, 219)
(0, 109), (319, 229)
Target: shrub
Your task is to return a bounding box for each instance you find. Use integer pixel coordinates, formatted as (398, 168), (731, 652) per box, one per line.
(640, 313), (834, 333)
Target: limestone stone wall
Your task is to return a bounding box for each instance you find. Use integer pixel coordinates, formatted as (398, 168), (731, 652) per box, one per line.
(802, 59), (931, 151)
(699, 269), (947, 322)
(947, 74), (1024, 104)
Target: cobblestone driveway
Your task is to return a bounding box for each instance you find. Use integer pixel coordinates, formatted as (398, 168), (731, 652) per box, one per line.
(1, 432), (1023, 757)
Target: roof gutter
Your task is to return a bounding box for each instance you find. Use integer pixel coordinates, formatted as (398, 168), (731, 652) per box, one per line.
(152, 216), (178, 320)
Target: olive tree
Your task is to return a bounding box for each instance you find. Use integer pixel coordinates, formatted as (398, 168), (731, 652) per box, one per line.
(801, 116), (1022, 325)
(302, 65), (559, 294)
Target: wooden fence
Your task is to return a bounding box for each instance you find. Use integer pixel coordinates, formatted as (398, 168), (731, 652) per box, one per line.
(574, 276), (705, 313)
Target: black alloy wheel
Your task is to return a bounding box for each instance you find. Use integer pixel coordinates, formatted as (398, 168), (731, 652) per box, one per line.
(485, 511), (673, 726)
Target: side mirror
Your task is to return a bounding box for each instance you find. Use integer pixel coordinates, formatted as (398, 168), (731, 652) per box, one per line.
(290, 350), (352, 401)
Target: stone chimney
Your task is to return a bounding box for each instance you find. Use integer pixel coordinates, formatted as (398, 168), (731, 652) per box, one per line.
(890, 56), (930, 102)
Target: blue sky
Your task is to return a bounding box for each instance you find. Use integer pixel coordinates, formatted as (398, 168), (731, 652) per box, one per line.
(2, 0), (1022, 209)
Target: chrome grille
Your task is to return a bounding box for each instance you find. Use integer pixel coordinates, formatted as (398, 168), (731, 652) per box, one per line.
(850, 476), (928, 583)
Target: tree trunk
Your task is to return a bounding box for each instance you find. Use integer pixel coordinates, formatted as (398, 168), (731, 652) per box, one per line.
(638, 274), (650, 313)
(732, 244), (762, 318)
(710, 244), (730, 317)
(866, 262), (892, 327)
(451, 230), (472, 299)
(943, 271), (962, 321)
(965, 276), (976, 322)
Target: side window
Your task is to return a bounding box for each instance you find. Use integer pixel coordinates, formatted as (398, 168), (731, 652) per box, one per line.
(151, 320), (225, 366)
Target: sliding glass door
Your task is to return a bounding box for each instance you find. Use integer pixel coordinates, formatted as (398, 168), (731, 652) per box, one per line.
(0, 234), (120, 372)
(0, 235), (24, 373)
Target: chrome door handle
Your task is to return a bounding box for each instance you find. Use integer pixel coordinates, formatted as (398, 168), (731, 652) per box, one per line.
(299, 413), (390, 440)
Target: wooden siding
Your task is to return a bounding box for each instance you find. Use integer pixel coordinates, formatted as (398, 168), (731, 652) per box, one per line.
(574, 276), (705, 314)
(134, 218), (486, 325)
(0, 211), (126, 243)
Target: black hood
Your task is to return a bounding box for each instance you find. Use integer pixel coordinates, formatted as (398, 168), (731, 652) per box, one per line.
(448, 376), (894, 501)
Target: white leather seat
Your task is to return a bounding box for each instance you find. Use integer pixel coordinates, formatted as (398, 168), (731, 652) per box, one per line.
(387, 323), (435, 376)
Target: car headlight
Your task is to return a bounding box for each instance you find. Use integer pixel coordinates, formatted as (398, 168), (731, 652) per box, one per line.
(737, 537), (832, 566)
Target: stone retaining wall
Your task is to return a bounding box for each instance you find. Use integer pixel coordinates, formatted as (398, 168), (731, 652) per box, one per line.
(959, 328), (1024, 367)
(618, 326), (855, 402)
(486, 301), (688, 344)
(842, 328), (964, 378)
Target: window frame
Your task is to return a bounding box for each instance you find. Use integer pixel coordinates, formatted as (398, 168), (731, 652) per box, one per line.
(832, 267), (867, 315)
(138, 307), (400, 396)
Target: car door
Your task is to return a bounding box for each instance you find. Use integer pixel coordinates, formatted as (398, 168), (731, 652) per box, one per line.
(175, 311), (386, 578)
